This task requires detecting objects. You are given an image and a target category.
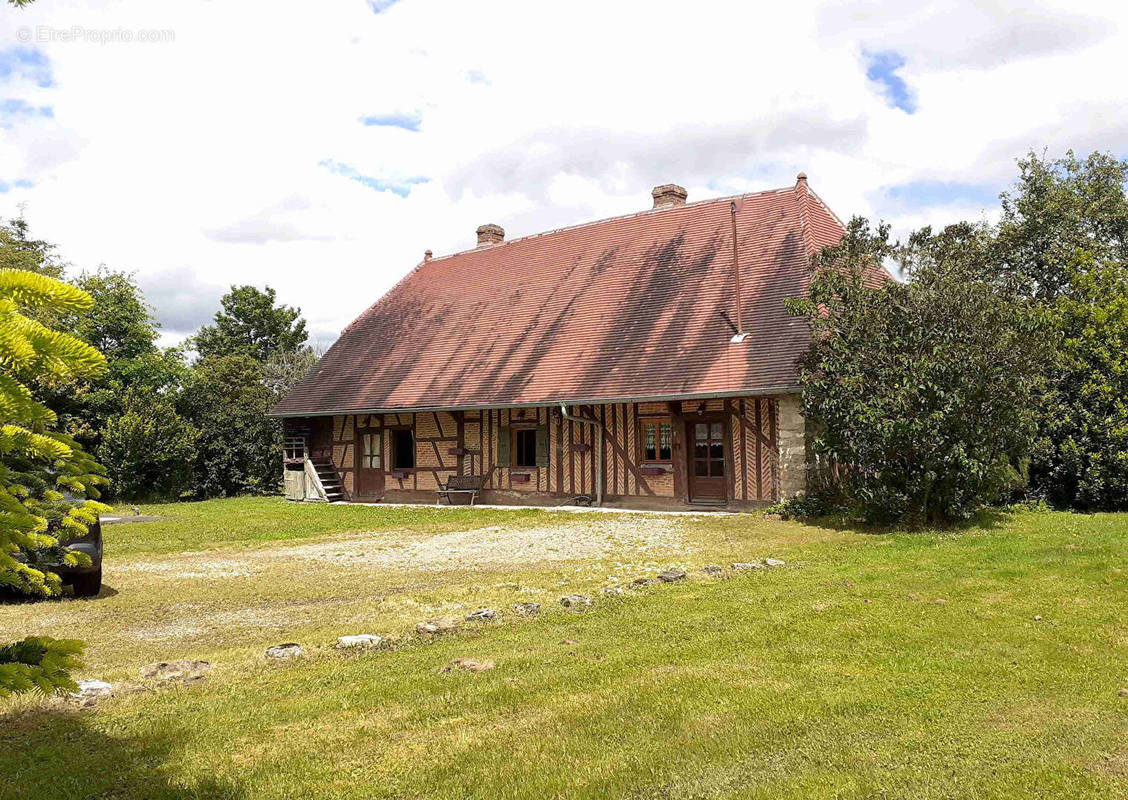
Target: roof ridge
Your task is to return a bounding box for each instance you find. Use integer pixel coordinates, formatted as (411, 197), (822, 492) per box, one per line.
(805, 186), (848, 234)
(423, 184), (796, 265)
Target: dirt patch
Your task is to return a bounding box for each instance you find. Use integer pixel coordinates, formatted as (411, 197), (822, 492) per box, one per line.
(115, 517), (691, 579)
(271, 517), (691, 571)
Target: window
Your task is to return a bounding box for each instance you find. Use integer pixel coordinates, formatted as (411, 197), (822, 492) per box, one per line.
(513, 428), (537, 468)
(391, 428), (414, 469)
(359, 432), (381, 469)
(640, 419), (672, 462)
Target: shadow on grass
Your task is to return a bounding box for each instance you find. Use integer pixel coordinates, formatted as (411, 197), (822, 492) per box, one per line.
(0, 706), (246, 800)
(0, 583), (120, 604)
(788, 506), (1014, 536)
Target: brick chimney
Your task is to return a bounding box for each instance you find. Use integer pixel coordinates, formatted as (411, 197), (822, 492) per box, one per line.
(476, 223), (504, 246)
(652, 184), (688, 209)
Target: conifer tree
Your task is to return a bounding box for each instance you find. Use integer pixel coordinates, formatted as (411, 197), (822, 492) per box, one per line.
(0, 267), (109, 697)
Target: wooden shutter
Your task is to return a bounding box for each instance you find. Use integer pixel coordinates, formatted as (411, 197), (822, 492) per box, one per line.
(497, 427), (511, 466)
(535, 425), (549, 467)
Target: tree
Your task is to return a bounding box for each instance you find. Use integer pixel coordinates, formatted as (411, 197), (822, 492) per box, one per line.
(100, 388), (199, 500)
(52, 269), (188, 451)
(180, 354), (281, 497)
(194, 285), (307, 363)
(31, 268), (189, 499)
(787, 219), (1052, 524)
(997, 151), (1128, 510)
(262, 344), (322, 398)
(0, 267), (109, 696)
(0, 218), (65, 279)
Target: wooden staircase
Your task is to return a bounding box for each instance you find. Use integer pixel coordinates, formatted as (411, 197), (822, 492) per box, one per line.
(310, 460), (345, 503)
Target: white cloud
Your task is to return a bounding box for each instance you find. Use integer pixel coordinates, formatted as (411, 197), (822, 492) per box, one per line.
(0, 0), (1125, 346)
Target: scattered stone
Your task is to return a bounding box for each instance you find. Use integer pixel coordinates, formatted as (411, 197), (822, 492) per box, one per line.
(265, 643), (303, 660)
(416, 618), (460, 635)
(602, 587), (624, 596)
(764, 558), (786, 567)
(908, 594), (921, 601)
(630, 577), (657, 588)
(933, 599), (949, 605)
(702, 564), (723, 576)
(439, 657), (495, 674)
(658, 569), (687, 583)
(1118, 687), (1128, 698)
(560, 639), (579, 645)
(1034, 615), (1043, 621)
(465, 608), (498, 622)
(731, 562), (763, 571)
(513, 602), (540, 616)
(139, 659), (210, 683)
(336, 634), (383, 649)
(560, 594), (592, 611)
(812, 603), (829, 612)
(74, 679), (113, 706)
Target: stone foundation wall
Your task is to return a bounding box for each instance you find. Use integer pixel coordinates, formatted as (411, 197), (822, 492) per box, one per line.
(776, 393), (808, 498)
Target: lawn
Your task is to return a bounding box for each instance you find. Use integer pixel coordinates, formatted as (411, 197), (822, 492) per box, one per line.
(2, 498), (1126, 799)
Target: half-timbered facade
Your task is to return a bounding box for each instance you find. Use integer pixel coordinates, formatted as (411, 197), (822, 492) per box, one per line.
(272, 176), (850, 508)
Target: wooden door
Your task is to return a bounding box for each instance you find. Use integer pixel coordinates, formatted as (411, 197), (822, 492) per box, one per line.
(355, 427), (384, 498)
(687, 419), (727, 504)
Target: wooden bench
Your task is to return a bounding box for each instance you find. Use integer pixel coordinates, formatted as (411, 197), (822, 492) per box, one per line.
(436, 475), (485, 506)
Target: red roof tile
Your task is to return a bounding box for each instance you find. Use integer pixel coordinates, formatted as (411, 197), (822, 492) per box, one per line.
(272, 178), (847, 416)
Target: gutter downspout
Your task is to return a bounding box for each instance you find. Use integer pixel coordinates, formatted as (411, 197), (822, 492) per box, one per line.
(560, 404), (603, 506)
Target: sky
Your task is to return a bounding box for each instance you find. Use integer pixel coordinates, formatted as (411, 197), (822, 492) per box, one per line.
(0, 0), (1126, 349)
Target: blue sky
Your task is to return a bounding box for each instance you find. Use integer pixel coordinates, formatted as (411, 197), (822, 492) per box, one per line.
(864, 50), (916, 113)
(359, 112), (421, 131)
(0, 47), (54, 88)
(0, 0), (1125, 346)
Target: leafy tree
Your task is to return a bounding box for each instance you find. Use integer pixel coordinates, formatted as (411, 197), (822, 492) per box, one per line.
(0, 267), (110, 696)
(180, 354), (281, 497)
(263, 344), (322, 398)
(787, 219), (1052, 524)
(100, 388), (199, 500)
(998, 151), (1128, 510)
(46, 269), (189, 455)
(0, 218), (65, 279)
(194, 285), (307, 363)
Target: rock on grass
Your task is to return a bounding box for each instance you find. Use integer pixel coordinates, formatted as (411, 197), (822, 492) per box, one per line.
(465, 609), (498, 622)
(513, 602), (540, 616)
(560, 594), (592, 611)
(73, 679), (113, 707)
(265, 643), (303, 660)
(658, 569), (686, 583)
(337, 634), (382, 649)
(139, 660), (210, 683)
(416, 618), (460, 635)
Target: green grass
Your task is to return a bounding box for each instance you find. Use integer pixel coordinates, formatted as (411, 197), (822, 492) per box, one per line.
(106, 496), (585, 556)
(2, 499), (1127, 799)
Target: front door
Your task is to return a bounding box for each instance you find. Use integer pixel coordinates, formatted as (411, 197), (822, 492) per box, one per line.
(355, 427), (384, 499)
(687, 419), (727, 504)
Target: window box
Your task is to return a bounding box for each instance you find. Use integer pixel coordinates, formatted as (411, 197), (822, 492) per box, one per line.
(510, 472), (532, 484)
(639, 466), (667, 477)
(390, 470), (410, 479)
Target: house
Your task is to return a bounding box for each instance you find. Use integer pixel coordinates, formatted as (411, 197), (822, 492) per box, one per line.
(271, 174), (848, 508)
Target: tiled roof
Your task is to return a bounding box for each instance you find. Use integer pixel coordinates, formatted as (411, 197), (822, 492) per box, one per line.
(272, 176), (848, 416)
